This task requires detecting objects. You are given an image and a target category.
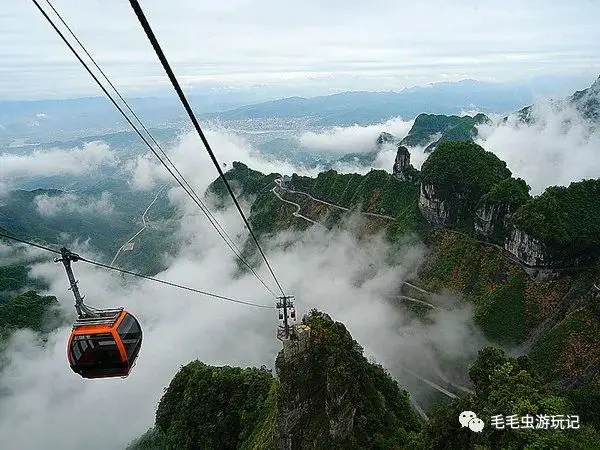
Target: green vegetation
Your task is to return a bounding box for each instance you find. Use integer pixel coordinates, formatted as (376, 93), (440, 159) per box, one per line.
(0, 249), (64, 349)
(130, 362), (275, 450)
(421, 141), (511, 200)
(0, 264), (48, 304)
(130, 312), (600, 449)
(480, 177), (531, 209)
(131, 310), (423, 449)
(211, 162), (425, 242)
(240, 381), (278, 450)
(414, 347), (600, 449)
(0, 182), (178, 271)
(276, 310), (422, 448)
(421, 141), (512, 230)
(509, 179), (600, 261)
(207, 161), (280, 207)
(308, 169), (421, 219)
(475, 271), (527, 345)
(288, 173), (315, 192)
(0, 290), (60, 334)
(400, 113), (490, 149)
(419, 229), (566, 346)
(530, 302), (600, 383)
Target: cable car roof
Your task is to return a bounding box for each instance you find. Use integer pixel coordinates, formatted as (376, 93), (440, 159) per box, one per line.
(72, 307), (124, 330)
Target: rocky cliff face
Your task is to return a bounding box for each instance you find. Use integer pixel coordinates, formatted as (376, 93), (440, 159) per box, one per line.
(504, 227), (551, 267)
(376, 131), (396, 146)
(474, 201), (516, 244)
(474, 202), (500, 239)
(275, 311), (421, 449)
(571, 75), (600, 122)
(392, 145), (416, 182)
(418, 183), (452, 227)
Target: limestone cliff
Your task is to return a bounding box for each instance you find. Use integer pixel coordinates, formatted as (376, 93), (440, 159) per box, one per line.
(274, 310), (421, 449)
(418, 183), (453, 227)
(506, 179), (600, 269)
(504, 226), (551, 267)
(418, 141), (511, 231)
(392, 145), (418, 182)
(473, 177), (531, 244)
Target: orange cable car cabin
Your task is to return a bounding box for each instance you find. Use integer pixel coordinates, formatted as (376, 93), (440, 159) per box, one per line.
(67, 308), (142, 379)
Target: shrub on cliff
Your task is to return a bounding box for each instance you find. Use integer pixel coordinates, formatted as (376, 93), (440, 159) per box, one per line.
(150, 361), (274, 450)
(421, 142), (511, 199)
(509, 178), (600, 257)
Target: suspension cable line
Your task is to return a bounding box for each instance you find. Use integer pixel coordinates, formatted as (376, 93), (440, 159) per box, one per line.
(42, 0), (242, 267)
(128, 0), (287, 298)
(31, 0), (278, 297)
(0, 230), (275, 309)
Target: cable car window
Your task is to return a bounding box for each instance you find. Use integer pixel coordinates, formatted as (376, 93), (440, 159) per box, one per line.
(70, 333), (121, 365)
(117, 314), (142, 356)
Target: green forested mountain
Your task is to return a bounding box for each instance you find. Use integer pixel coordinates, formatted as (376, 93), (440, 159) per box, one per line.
(196, 137), (600, 447)
(0, 184), (179, 275)
(0, 247), (64, 346)
(508, 179), (600, 261)
(129, 310), (423, 449)
(400, 113), (490, 151)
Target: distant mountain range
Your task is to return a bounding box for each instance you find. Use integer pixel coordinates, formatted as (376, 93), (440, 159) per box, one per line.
(203, 77), (597, 126)
(1, 76), (595, 145)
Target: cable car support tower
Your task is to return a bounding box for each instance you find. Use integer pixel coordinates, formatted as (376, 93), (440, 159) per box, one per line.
(276, 295), (296, 341)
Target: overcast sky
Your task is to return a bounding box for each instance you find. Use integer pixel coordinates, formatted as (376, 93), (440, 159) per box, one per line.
(1, 0), (598, 100)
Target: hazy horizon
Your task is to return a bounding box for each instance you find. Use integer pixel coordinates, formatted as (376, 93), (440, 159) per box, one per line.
(0, 73), (596, 104)
(3, 0), (599, 100)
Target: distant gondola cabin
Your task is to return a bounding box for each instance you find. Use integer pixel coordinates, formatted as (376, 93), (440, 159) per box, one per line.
(67, 308), (142, 379)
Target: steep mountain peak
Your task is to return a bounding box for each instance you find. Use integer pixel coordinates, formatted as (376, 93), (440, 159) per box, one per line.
(128, 310), (423, 449)
(510, 75), (600, 124)
(275, 310), (422, 448)
(392, 145), (418, 182)
(569, 74), (600, 121)
(376, 131), (396, 146)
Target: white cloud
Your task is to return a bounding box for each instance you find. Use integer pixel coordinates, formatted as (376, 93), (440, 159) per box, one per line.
(299, 117), (414, 153)
(0, 142), (118, 184)
(0, 170), (486, 450)
(313, 99), (600, 194)
(34, 191), (114, 217)
(475, 101), (600, 194)
(129, 126), (321, 191)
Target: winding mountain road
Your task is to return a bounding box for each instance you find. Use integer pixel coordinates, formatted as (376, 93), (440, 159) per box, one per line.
(271, 187), (326, 228)
(274, 178), (395, 220)
(397, 295), (437, 309)
(110, 184), (169, 266)
(399, 365), (459, 399)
